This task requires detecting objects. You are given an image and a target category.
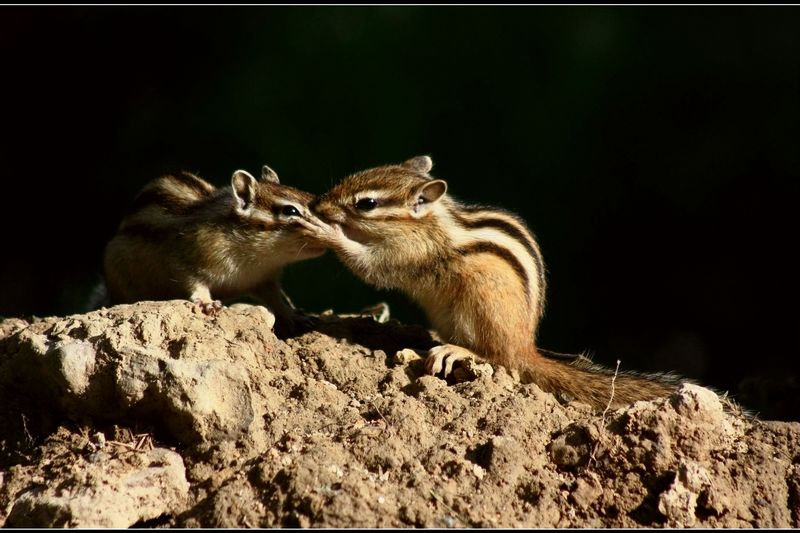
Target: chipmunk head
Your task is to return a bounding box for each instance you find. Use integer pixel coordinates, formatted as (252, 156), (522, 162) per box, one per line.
(230, 166), (325, 260)
(313, 156), (448, 240)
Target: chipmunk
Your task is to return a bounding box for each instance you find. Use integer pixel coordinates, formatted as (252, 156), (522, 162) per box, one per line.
(102, 166), (325, 332)
(298, 156), (685, 410)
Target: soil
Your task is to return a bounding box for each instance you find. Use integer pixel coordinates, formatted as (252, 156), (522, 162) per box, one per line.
(0, 300), (798, 528)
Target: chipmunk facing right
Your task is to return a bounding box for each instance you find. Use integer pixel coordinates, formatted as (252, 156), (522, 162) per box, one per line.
(299, 156), (685, 410)
(103, 166), (325, 332)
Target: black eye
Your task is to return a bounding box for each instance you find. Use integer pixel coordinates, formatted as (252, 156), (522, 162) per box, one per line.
(281, 205), (301, 217)
(355, 198), (378, 211)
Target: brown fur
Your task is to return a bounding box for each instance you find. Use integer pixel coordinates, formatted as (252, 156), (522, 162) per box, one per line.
(307, 157), (683, 410)
(103, 169), (325, 323)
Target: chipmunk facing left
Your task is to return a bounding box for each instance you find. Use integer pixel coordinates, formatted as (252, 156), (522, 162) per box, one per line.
(299, 156), (685, 410)
(102, 166), (325, 330)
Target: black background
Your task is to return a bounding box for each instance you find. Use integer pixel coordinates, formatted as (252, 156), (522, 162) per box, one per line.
(1, 7), (798, 420)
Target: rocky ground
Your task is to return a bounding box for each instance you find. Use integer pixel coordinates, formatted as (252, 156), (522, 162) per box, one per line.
(0, 301), (798, 528)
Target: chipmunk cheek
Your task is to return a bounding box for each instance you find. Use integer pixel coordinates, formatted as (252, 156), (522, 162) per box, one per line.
(341, 224), (372, 243)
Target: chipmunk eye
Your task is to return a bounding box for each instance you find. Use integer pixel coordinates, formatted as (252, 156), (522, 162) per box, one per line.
(355, 198), (378, 211)
(281, 205), (301, 217)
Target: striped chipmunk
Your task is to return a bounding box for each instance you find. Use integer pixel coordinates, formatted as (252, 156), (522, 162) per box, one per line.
(101, 165), (325, 333)
(297, 156), (686, 410)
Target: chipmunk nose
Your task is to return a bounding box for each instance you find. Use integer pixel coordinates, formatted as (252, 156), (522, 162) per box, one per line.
(312, 199), (347, 224)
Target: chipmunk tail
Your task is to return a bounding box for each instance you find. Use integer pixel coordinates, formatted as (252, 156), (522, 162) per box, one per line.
(520, 348), (686, 411)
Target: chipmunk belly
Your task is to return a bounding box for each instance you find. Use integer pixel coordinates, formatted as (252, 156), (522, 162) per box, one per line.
(342, 247), (422, 291)
(190, 232), (279, 297)
(445, 254), (537, 368)
(207, 266), (277, 299)
(416, 288), (461, 343)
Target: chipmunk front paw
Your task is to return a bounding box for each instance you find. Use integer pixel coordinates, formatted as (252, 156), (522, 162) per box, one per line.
(426, 344), (478, 378)
(297, 217), (341, 244)
(192, 298), (223, 316)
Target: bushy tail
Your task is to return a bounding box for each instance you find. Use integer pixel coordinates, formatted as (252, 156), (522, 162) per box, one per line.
(521, 349), (686, 410)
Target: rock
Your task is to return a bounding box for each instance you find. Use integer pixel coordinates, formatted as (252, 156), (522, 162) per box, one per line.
(550, 422), (597, 469)
(0, 301), (270, 445)
(393, 348), (422, 364)
(0, 301), (798, 528)
(657, 462), (713, 527)
(49, 340), (97, 395)
(6, 447), (189, 528)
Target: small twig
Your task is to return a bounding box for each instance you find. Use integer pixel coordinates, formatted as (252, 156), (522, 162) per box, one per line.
(106, 440), (139, 451)
(590, 359), (621, 468)
(601, 359), (621, 424)
(134, 433), (153, 451)
(103, 431), (154, 452)
(20, 414), (34, 446)
(368, 400), (392, 437)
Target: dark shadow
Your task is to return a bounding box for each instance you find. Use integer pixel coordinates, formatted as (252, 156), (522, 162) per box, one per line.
(628, 471), (674, 526)
(131, 514), (174, 528)
(291, 313), (438, 356)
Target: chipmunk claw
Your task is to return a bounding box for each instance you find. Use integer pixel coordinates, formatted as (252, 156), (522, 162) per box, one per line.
(193, 298), (223, 316)
(426, 344), (476, 378)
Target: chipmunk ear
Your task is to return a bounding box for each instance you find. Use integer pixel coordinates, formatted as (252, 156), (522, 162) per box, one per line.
(416, 179), (447, 206)
(231, 170), (257, 211)
(403, 155), (433, 174)
(260, 165), (280, 184)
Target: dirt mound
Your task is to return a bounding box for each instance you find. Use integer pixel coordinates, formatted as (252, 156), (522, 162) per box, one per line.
(0, 301), (798, 527)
